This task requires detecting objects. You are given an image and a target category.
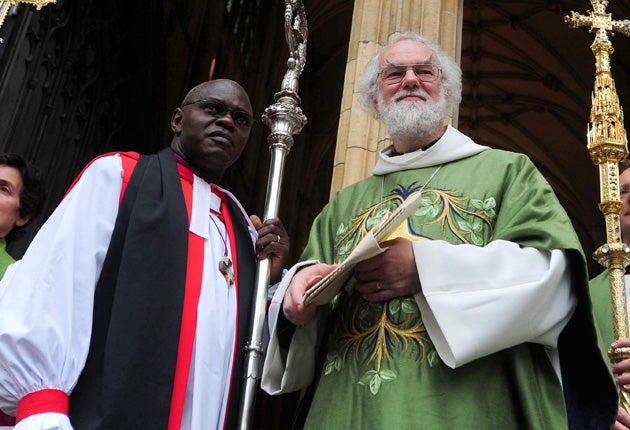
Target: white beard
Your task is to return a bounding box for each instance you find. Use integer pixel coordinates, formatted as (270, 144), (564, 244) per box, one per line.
(378, 89), (450, 141)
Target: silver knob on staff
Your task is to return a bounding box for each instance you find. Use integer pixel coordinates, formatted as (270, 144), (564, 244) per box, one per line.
(237, 1), (307, 429)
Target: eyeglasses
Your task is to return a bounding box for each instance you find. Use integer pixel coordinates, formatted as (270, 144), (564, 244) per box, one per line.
(180, 99), (254, 129)
(378, 64), (441, 85)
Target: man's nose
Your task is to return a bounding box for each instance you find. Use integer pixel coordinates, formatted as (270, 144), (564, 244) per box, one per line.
(215, 111), (235, 127)
(401, 68), (421, 87)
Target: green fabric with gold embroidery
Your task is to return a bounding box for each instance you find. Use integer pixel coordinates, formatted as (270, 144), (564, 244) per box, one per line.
(297, 149), (614, 429)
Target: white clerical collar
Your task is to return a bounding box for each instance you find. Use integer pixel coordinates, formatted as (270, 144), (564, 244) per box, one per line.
(188, 177), (258, 248)
(372, 125), (490, 175)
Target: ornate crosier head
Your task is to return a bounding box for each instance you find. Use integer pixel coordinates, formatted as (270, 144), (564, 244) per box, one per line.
(0, 0), (56, 31)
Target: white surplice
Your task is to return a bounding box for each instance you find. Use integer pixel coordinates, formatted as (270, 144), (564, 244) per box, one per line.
(0, 154), (257, 430)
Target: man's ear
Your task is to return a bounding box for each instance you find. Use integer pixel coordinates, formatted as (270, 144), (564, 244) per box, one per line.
(171, 108), (183, 133)
(15, 214), (31, 228)
(372, 97), (380, 118)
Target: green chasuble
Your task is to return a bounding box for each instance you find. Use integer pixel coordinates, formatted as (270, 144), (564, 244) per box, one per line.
(0, 238), (14, 279)
(289, 128), (616, 429)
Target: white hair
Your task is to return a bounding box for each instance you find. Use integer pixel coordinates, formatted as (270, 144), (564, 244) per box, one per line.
(358, 32), (462, 119)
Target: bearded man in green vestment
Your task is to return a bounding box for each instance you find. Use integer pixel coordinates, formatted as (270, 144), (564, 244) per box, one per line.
(590, 158), (630, 428)
(261, 32), (617, 429)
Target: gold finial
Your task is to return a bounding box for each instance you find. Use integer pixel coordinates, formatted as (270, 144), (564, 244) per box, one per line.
(0, 0), (55, 31)
(566, 0), (630, 40)
(566, 0), (630, 412)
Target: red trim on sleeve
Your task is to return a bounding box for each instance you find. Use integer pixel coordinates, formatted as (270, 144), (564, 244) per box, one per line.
(16, 389), (68, 423)
(63, 151), (140, 200)
(118, 152), (141, 206)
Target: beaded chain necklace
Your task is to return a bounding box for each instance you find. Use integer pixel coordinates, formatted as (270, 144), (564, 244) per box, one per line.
(210, 206), (234, 286)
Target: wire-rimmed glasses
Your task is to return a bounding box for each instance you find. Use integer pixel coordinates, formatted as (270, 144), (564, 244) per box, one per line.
(180, 99), (254, 129)
(378, 64), (441, 85)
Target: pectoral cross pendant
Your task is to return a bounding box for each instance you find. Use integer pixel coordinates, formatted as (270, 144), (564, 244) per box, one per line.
(219, 256), (234, 286)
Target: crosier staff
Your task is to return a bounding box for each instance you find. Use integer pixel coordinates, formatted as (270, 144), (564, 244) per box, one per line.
(237, 1), (308, 429)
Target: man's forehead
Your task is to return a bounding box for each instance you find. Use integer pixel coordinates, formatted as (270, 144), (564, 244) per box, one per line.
(186, 81), (252, 111)
(380, 40), (436, 66)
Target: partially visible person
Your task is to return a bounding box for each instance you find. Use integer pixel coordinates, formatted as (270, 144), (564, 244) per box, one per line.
(590, 158), (630, 429)
(261, 32), (617, 429)
(0, 153), (45, 278)
(0, 153), (45, 428)
(0, 79), (290, 429)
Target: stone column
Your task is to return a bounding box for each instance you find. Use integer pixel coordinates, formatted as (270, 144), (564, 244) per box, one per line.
(330, 0), (463, 195)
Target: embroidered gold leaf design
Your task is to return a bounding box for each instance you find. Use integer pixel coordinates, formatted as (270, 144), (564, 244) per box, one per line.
(330, 295), (429, 385)
(415, 189), (494, 244)
(335, 185), (495, 264)
(348, 298), (427, 368)
(326, 182), (497, 395)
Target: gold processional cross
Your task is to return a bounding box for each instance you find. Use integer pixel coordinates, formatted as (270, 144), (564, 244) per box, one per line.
(0, 0), (54, 31)
(565, 0), (630, 411)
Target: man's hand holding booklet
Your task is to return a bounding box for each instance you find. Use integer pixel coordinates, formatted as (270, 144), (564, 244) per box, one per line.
(303, 190), (425, 305)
